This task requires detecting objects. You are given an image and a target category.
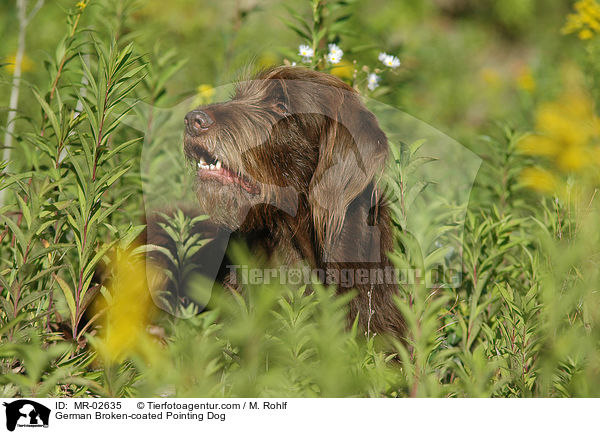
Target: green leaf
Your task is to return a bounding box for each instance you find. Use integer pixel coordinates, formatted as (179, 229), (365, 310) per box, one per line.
(54, 274), (76, 325)
(1, 215), (28, 254)
(32, 89), (61, 138)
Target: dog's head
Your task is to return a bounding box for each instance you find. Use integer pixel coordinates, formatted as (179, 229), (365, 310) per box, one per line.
(183, 66), (388, 250)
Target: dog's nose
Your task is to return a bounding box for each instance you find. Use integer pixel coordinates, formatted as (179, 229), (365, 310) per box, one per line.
(185, 110), (214, 135)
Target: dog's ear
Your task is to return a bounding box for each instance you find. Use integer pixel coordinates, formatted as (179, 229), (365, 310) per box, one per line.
(309, 90), (388, 259)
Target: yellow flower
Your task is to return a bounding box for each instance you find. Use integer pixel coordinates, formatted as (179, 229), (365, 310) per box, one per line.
(516, 67), (536, 93)
(594, 147), (600, 166)
(480, 67), (502, 88)
(93, 248), (160, 363)
(76, 1), (87, 10)
(558, 145), (589, 171)
(330, 60), (354, 80)
(5, 54), (33, 74)
(192, 84), (215, 107)
(519, 79), (600, 194)
(519, 88), (600, 173)
(519, 134), (561, 157)
(257, 52), (278, 69)
(562, 0), (600, 40)
(536, 103), (591, 149)
(520, 167), (559, 193)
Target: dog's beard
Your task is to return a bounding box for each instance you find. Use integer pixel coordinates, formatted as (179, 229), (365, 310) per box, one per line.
(186, 111), (321, 232)
(194, 178), (255, 230)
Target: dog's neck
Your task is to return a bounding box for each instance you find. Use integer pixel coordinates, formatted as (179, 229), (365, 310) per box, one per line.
(235, 187), (391, 271)
(226, 187), (403, 337)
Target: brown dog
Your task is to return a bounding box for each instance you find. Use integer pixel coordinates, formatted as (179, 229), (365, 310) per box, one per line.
(180, 66), (404, 338)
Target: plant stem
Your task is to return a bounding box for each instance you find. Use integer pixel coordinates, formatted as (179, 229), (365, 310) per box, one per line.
(1, 0), (27, 207)
(1, 0), (44, 208)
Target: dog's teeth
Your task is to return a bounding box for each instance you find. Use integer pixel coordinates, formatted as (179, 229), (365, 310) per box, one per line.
(200, 157), (206, 165)
(216, 160), (222, 170)
(209, 164), (215, 170)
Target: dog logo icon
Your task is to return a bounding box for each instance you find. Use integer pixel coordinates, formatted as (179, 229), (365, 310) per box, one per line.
(3, 400), (50, 431)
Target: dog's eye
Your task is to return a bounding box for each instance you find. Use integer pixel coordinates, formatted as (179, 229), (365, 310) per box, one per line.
(274, 102), (289, 115)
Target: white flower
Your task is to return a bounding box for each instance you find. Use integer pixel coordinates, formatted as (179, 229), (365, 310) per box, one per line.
(386, 56), (401, 68)
(328, 43), (343, 56)
(298, 44), (314, 63)
(327, 51), (343, 64)
(298, 44), (313, 57)
(367, 73), (381, 91)
(291, 61), (297, 66)
(379, 52), (401, 69)
(326, 43), (343, 64)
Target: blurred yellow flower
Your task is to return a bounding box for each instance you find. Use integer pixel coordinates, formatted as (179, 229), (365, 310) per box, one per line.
(198, 84), (214, 96)
(93, 249), (160, 363)
(330, 59), (354, 80)
(594, 146), (600, 166)
(519, 88), (600, 172)
(520, 167), (559, 193)
(76, 1), (87, 10)
(579, 28), (594, 39)
(480, 67), (502, 89)
(562, 0), (600, 40)
(5, 54), (33, 74)
(516, 67), (536, 93)
(258, 52), (278, 69)
(193, 84), (215, 107)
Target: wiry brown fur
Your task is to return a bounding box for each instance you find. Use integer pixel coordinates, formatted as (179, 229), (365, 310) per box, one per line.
(180, 66), (405, 338)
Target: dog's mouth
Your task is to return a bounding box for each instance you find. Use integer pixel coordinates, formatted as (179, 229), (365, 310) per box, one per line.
(191, 146), (260, 195)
